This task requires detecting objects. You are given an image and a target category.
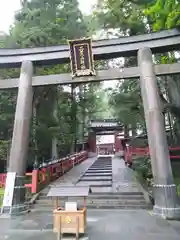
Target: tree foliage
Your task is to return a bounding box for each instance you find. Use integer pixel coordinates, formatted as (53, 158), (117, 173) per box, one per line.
(0, 0), (180, 173)
(144, 0), (180, 31)
(93, 0), (148, 35)
(0, 0), (104, 169)
(92, 0), (180, 191)
(93, 0), (180, 141)
(108, 80), (145, 136)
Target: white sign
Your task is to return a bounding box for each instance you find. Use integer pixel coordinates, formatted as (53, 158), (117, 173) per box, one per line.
(2, 172), (16, 207)
(65, 202), (77, 211)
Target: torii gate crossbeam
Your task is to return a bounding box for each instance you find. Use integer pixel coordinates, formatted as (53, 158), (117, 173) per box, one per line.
(0, 29), (180, 68)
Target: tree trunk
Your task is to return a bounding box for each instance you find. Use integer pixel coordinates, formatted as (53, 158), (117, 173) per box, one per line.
(51, 92), (58, 159)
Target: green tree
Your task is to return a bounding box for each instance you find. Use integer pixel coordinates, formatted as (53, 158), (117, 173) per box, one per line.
(93, 0), (148, 35)
(144, 0), (180, 31)
(0, 0), (103, 167)
(143, 0), (180, 143)
(11, 0), (87, 47)
(108, 79), (145, 136)
(93, 0), (180, 140)
(92, 0), (148, 135)
(10, 0), (89, 161)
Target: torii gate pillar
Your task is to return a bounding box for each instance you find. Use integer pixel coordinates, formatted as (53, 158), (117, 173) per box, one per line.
(3, 61), (33, 215)
(138, 47), (180, 219)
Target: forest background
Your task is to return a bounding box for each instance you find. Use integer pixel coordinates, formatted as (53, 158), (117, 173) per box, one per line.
(0, 0), (179, 174)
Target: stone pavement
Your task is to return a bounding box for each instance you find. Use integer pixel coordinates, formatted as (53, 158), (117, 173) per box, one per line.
(112, 157), (140, 192)
(0, 209), (180, 240)
(55, 156), (97, 185)
(0, 156), (180, 239)
(40, 156), (97, 195)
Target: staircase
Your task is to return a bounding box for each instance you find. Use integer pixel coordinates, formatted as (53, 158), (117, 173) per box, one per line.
(76, 156), (113, 192)
(33, 156), (150, 210)
(34, 191), (149, 210)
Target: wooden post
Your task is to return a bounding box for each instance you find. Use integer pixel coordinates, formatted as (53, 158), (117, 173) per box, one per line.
(31, 169), (39, 193)
(57, 216), (62, 240)
(76, 216), (79, 240)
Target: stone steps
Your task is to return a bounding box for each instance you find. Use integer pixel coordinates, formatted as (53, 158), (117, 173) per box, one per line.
(80, 177), (112, 181)
(77, 156), (113, 190)
(35, 192), (149, 210)
(37, 196), (146, 204)
(34, 156), (150, 210)
(35, 201), (147, 207)
(33, 204), (150, 211)
(39, 194), (144, 200)
(34, 200), (149, 210)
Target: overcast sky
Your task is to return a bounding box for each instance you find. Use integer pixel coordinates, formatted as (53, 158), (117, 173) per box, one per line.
(0, 0), (97, 33)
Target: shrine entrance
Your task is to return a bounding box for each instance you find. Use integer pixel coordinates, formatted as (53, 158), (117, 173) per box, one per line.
(88, 119), (124, 157)
(1, 30), (180, 218)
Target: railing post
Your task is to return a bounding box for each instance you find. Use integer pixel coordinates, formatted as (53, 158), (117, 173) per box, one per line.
(56, 161), (60, 178)
(50, 165), (53, 181)
(61, 160), (63, 175)
(69, 156), (72, 169)
(31, 169), (39, 193)
(62, 159), (65, 174)
(73, 156), (75, 168)
(46, 166), (50, 184)
(69, 156), (71, 170)
(42, 167), (46, 185)
(56, 163), (59, 179)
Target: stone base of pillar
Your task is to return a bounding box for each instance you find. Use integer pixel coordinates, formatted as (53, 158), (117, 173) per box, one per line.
(1, 204), (29, 216)
(1, 175), (29, 216)
(152, 184), (180, 220)
(153, 205), (180, 220)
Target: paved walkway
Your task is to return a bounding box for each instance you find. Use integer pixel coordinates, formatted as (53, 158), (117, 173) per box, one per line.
(0, 155), (180, 239)
(0, 209), (180, 240)
(112, 157), (140, 192)
(41, 156), (97, 195)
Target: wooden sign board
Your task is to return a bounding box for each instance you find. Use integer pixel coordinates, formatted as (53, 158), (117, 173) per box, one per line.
(68, 38), (96, 77)
(2, 172), (16, 207)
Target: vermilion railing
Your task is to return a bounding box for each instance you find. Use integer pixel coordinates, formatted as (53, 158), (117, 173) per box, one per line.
(125, 146), (180, 163)
(0, 151), (88, 193)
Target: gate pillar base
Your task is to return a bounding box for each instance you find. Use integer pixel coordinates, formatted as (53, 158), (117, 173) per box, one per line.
(1, 175), (29, 216)
(152, 184), (180, 220)
(1, 204), (29, 216)
(152, 206), (180, 220)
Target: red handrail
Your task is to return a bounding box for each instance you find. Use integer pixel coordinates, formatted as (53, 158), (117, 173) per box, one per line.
(0, 151), (88, 193)
(125, 146), (180, 163)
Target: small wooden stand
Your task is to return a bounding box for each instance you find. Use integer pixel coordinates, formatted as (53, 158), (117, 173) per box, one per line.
(47, 186), (90, 240)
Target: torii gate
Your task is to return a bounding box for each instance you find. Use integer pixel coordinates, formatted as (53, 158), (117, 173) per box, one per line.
(0, 29), (180, 218)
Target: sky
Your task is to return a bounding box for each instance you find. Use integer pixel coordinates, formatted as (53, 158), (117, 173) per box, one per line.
(0, 0), (97, 33)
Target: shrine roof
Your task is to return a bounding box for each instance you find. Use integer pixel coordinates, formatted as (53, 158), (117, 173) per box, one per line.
(47, 185), (90, 197)
(89, 119), (123, 132)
